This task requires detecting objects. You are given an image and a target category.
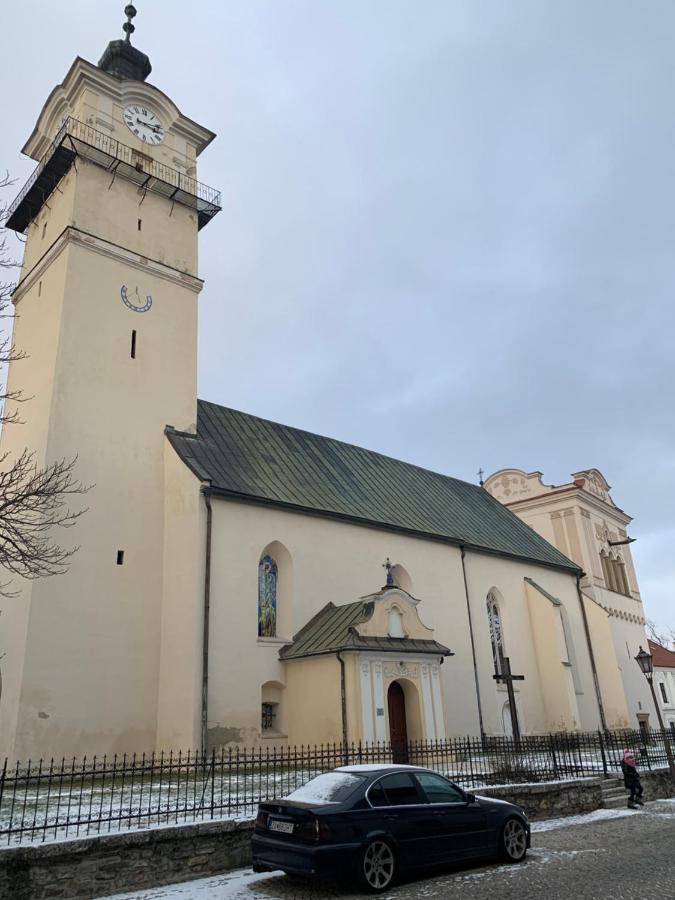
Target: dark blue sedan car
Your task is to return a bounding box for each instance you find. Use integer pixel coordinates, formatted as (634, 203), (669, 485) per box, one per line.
(252, 764), (530, 892)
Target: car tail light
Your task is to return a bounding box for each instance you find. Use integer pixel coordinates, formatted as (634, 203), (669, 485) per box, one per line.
(255, 808), (267, 828)
(298, 816), (332, 842)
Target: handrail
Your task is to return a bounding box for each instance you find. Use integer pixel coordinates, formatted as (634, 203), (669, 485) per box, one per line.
(7, 116), (221, 224)
(6, 119), (70, 221)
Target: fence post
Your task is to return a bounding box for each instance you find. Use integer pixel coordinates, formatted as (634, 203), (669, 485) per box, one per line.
(598, 730), (607, 777)
(0, 758), (6, 815)
(549, 734), (558, 779)
(210, 749), (216, 819)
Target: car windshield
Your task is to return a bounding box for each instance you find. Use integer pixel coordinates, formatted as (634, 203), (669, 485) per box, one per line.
(285, 772), (366, 805)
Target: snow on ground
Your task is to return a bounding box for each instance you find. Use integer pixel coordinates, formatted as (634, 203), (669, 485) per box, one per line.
(100, 799), (675, 900)
(101, 869), (284, 900)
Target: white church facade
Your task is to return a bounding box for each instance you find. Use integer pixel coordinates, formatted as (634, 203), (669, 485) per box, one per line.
(0, 19), (654, 762)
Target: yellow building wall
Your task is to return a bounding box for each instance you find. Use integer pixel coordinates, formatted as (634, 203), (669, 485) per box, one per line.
(155, 440), (206, 751)
(285, 656), (343, 746)
(583, 595), (630, 728)
(525, 582), (577, 732)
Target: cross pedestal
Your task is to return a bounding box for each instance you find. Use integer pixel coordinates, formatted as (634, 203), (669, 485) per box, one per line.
(493, 656), (524, 742)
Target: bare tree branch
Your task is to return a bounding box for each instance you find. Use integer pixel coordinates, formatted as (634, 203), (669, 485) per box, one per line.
(646, 619), (675, 649)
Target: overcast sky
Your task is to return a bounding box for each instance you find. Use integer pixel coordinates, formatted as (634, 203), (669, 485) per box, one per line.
(2, 2), (673, 632)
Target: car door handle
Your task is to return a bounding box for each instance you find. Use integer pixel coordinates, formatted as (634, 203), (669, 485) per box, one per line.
(384, 814), (398, 820)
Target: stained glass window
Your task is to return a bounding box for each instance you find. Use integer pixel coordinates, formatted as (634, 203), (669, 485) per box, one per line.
(487, 591), (504, 676)
(258, 555), (278, 637)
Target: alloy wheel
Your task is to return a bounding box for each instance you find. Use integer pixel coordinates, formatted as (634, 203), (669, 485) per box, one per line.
(362, 839), (395, 891)
(502, 818), (527, 861)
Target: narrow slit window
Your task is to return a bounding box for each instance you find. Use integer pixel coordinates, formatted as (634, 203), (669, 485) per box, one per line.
(116, 550), (125, 566)
(131, 330), (137, 359)
(38, 280), (42, 297)
(41, 222), (47, 239)
(138, 219), (142, 231)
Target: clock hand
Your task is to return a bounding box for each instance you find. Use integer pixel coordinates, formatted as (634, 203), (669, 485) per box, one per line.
(136, 117), (161, 132)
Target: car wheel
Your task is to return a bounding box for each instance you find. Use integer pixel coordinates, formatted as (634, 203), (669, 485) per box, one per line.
(359, 838), (397, 892)
(499, 817), (528, 862)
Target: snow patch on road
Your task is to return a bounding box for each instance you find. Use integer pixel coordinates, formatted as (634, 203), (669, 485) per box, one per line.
(531, 806), (639, 832)
(102, 869), (284, 900)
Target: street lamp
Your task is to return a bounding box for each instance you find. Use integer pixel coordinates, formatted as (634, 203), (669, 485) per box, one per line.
(634, 646), (675, 778)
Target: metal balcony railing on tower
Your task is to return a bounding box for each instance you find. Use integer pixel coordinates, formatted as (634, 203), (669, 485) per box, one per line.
(5, 117), (221, 234)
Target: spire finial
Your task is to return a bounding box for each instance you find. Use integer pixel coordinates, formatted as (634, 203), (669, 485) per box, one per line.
(478, 467), (485, 487)
(123, 4), (137, 44)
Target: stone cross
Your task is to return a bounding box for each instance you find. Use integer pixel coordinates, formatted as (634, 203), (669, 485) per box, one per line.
(493, 656), (524, 742)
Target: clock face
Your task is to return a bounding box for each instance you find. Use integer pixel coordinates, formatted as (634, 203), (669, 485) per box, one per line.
(123, 105), (165, 145)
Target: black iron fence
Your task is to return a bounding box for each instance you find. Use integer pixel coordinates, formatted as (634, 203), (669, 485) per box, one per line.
(1, 729), (672, 846)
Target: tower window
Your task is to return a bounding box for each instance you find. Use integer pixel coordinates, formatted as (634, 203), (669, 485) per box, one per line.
(131, 330), (137, 359)
(116, 550), (125, 566)
(38, 280), (42, 297)
(41, 222), (47, 239)
(138, 219), (142, 231)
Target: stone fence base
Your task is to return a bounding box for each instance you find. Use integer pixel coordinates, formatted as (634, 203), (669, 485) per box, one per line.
(1, 770), (673, 900)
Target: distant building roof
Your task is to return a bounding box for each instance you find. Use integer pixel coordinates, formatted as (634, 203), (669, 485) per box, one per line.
(649, 639), (675, 669)
(278, 599), (451, 660)
(167, 400), (581, 574)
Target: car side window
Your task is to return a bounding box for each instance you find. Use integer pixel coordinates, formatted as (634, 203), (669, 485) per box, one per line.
(415, 773), (465, 804)
(379, 773), (422, 806)
(367, 781), (389, 807)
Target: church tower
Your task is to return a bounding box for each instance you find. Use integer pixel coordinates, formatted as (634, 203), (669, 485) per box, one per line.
(0, 6), (219, 760)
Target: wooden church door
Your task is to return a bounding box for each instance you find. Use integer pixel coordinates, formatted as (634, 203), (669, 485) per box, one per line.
(387, 681), (409, 763)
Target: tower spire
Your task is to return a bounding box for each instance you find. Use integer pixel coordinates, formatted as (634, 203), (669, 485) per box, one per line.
(99, 2), (152, 82)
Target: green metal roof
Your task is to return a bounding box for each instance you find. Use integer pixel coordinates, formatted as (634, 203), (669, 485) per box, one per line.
(279, 600), (452, 660)
(166, 401), (580, 574)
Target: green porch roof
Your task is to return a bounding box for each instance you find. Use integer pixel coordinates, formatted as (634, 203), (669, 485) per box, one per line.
(279, 600), (452, 660)
(166, 400), (580, 574)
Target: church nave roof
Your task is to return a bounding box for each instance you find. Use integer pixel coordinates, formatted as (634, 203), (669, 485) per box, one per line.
(166, 400), (580, 575)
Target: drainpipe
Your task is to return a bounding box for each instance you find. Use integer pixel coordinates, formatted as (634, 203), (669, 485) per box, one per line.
(337, 651), (348, 762)
(201, 488), (213, 755)
(461, 546), (485, 738)
(575, 573), (607, 731)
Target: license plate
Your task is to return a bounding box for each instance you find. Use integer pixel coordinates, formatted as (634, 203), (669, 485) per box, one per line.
(268, 819), (294, 834)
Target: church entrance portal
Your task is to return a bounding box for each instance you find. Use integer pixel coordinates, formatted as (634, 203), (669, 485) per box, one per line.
(387, 681), (409, 763)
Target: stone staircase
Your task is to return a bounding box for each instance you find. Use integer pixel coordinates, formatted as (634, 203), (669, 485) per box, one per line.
(601, 776), (629, 809)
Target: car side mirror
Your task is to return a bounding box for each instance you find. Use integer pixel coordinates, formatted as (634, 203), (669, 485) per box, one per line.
(464, 792), (476, 804)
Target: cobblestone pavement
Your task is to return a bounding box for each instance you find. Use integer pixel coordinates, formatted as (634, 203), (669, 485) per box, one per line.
(106, 798), (675, 900)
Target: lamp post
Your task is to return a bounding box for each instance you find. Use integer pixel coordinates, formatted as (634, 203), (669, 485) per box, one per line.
(634, 646), (675, 778)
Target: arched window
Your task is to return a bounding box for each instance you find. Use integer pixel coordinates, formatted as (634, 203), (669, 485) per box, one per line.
(387, 606), (405, 638)
(261, 681), (285, 736)
(600, 551), (630, 596)
(258, 555), (278, 637)
(487, 590), (505, 676)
